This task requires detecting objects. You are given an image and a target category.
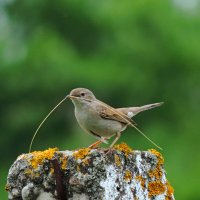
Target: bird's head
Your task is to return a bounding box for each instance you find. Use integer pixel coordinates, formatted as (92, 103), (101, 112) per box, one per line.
(67, 88), (96, 106)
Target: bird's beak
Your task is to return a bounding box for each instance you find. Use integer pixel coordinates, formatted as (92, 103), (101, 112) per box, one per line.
(66, 95), (77, 99)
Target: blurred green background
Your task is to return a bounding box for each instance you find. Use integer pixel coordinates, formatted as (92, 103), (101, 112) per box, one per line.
(1, 0), (200, 199)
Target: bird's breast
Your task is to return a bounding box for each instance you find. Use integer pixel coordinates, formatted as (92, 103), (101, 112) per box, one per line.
(74, 105), (125, 137)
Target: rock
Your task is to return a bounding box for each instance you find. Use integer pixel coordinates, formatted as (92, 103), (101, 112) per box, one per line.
(6, 143), (175, 200)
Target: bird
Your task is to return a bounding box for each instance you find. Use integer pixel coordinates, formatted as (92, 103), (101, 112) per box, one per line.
(67, 88), (163, 149)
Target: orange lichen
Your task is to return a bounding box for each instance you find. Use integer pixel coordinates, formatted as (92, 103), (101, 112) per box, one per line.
(60, 156), (68, 170)
(149, 149), (164, 165)
(124, 170), (132, 182)
(114, 143), (133, 157)
(136, 175), (146, 189)
(148, 149), (164, 181)
(165, 196), (173, 200)
(114, 154), (121, 167)
(5, 184), (10, 192)
(73, 148), (90, 160)
(165, 181), (174, 199)
(29, 148), (58, 169)
(148, 167), (163, 180)
(148, 181), (166, 197)
(147, 149), (174, 198)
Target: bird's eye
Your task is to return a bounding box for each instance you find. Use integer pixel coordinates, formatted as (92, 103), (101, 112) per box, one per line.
(80, 92), (85, 97)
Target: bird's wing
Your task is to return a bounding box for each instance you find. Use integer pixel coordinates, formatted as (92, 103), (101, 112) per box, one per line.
(117, 102), (164, 118)
(96, 100), (136, 125)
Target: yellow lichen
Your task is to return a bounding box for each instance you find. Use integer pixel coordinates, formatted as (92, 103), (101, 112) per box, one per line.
(148, 181), (166, 197)
(124, 170), (132, 182)
(165, 181), (174, 199)
(73, 148), (90, 160)
(24, 168), (35, 177)
(49, 167), (54, 174)
(76, 165), (81, 172)
(148, 149), (164, 181)
(148, 167), (163, 180)
(5, 184), (10, 192)
(165, 196), (173, 200)
(60, 156), (68, 170)
(136, 175), (146, 189)
(114, 143), (133, 157)
(82, 158), (89, 166)
(114, 154), (121, 167)
(30, 148), (58, 169)
(147, 149), (174, 198)
(24, 168), (41, 178)
(149, 149), (164, 165)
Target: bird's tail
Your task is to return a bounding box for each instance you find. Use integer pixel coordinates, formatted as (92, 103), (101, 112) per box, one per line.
(137, 102), (164, 113)
(117, 102), (164, 118)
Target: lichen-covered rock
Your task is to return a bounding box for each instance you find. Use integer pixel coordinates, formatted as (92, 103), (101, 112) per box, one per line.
(6, 143), (175, 200)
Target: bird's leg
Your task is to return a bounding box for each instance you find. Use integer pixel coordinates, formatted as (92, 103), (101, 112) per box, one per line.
(88, 140), (102, 149)
(110, 132), (121, 148)
(105, 132), (121, 154)
(88, 137), (109, 149)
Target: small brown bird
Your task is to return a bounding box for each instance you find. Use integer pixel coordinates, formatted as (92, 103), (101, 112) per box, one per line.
(68, 88), (163, 149)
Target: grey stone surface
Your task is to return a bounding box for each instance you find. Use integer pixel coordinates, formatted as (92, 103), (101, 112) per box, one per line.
(6, 144), (175, 200)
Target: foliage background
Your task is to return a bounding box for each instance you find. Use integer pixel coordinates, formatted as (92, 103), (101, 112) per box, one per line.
(1, 0), (200, 199)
